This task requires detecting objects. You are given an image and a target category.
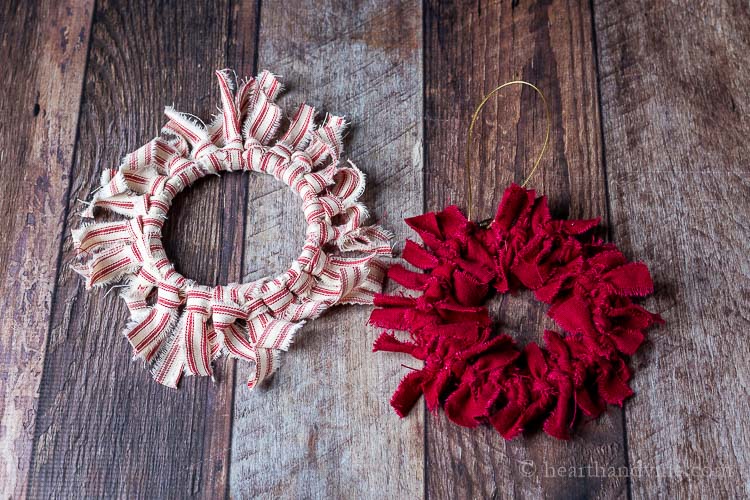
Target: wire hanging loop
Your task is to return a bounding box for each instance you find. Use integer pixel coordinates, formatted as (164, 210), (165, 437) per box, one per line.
(465, 81), (552, 221)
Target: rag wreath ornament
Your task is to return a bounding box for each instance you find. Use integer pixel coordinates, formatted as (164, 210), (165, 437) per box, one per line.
(72, 69), (391, 389)
(369, 82), (663, 440)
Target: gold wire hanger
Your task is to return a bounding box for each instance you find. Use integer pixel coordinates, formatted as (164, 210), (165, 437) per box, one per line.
(465, 81), (552, 221)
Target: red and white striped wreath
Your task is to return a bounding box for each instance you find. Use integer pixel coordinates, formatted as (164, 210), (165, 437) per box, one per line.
(72, 69), (391, 389)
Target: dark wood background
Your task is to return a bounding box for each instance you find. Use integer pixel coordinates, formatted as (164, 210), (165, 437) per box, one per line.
(1, 0), (748, 498)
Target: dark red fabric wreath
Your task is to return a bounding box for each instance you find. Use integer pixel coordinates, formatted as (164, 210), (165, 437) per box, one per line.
(369, 184), (663, 440)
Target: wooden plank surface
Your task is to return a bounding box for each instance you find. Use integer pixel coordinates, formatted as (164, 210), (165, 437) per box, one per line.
(25, 1), (258, 497)
(228, 1), (425, 497)
(3, 0), (749, 498)
(593, 0), (750, 497)
(0, 1), (93, 497)
(423, 1), (626, 498)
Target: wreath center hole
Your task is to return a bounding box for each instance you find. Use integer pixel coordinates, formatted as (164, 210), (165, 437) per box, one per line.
(484, 289), (559, 346)
(161, 172), (306, 287)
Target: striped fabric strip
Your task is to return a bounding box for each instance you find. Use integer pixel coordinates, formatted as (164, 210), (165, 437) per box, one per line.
(72, 219), (136, 253)
(125, 280), (182, 360)
(73, 244), (140, 288)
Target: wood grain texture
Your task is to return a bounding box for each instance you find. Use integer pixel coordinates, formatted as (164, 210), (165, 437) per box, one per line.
(228, 1), (424, 497)
(25, 1), (258, 497)
(423, 0), (625, 498)
(593, 0), (750, 497)
(0, 1), (93, 497)
(3, 0), (749, 497)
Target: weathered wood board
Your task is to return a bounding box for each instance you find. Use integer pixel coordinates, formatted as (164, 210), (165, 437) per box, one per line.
(24, 1), (256, 497)
(229, 1), (425, 497)
(593, 0), (750, 497)
(0, 1), (93, 497)
(424, 1), (626, 498)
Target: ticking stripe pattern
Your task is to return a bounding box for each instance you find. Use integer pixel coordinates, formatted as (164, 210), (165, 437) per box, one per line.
(72, 69), (392, 389)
